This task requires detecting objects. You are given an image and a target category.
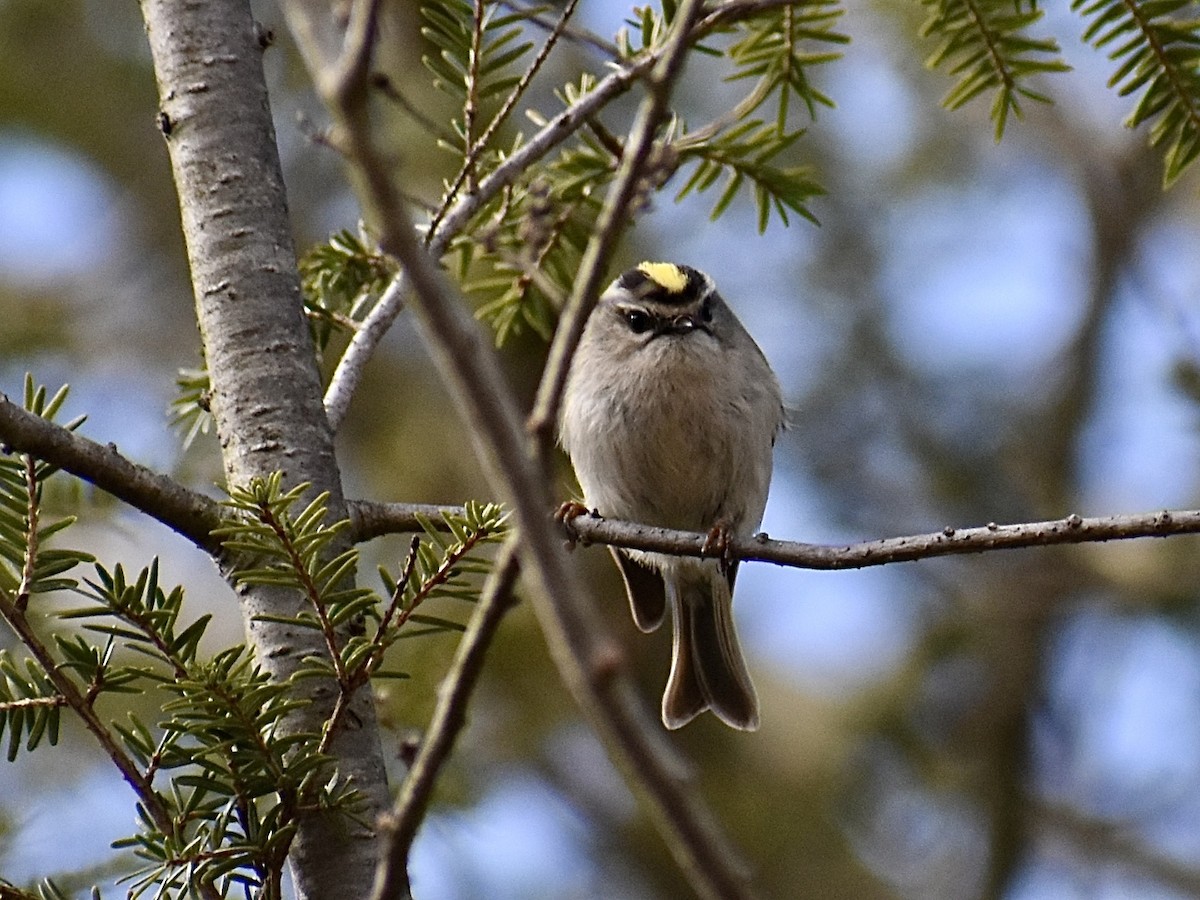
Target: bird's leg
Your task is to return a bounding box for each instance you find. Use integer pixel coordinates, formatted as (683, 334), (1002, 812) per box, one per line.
(701, 517), (736, 576)
(554, 500), (594, 549)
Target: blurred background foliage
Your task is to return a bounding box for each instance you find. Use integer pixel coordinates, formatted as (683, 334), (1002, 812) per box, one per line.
(3, 0), (1200, 897)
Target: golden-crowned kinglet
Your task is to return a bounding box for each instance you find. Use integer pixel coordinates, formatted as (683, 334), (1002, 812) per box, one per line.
(560, 261), (784, 730)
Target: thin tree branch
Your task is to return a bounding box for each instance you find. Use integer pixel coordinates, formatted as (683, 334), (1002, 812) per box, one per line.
(330, 0), (382, 106)
(319, 1), (791, 433)
(308, 0), (388, 435)
(424, 50), (655, 258)
(288, 0), (757, 895)
(17, 455), (39, 611)
(463, 0), (486, 183)
(572, 509), (1200, 569)
(525, 0), (705, 445)
(426, 0), (585, 239)
(348, 499), (474, 540)
(0, 392), (224, 553)
(324, 272), (408, 431)
(351, 500), (1200, 569)
(0, 695), (66, 713)
(4, 398), (1197, 575)
(370, 540), (522, 900)
(321, 55), (652, 431)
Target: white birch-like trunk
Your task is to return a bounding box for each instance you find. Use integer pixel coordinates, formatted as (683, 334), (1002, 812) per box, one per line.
(141, 1), (392, 895)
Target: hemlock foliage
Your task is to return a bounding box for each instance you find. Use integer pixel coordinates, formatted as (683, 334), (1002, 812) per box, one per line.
(4, 0), (1200, 896)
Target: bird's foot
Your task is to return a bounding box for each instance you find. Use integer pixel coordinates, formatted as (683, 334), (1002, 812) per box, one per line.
(702, 518), (737, 576)
(555, 501), (595, 549)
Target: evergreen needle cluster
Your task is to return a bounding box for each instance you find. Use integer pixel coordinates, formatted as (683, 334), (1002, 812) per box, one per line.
(917, 0), (1069, 140)
(1074, 0), (1200, 185)
(1, 384), (507, 897)
(9, 1), (1200, 896)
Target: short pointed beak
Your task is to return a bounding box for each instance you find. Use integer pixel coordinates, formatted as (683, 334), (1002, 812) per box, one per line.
(671, 315), (698, 333)
(657, 315), (701, 336)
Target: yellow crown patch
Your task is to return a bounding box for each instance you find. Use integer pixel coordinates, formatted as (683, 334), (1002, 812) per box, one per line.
(637, 261), (689, 294)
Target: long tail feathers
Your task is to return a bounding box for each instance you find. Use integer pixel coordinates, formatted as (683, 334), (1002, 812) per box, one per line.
(662, 573), (759, 731)
(611, 548), (667, 633)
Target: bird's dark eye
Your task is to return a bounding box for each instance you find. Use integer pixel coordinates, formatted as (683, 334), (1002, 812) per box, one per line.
(623, 309), (652, 334)
(699, 299), (714, 324)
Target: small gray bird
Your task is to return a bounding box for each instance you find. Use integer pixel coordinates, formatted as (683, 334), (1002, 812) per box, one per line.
(559, 261), (783, 730)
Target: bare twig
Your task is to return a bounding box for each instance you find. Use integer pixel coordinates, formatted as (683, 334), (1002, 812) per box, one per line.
(375, 535), (421, 640)
(573, 508), (1200, 568)
(318, 0), (396, 434)
(328, 0), (383, 107)
(351, 500), (1200, 568)
(370, 540), (522, 900)
(16, 455), (38, 611)
(525, 0), (707, 446)
(324, 271), (408, 431)
(0, 695), (66, 713)
(0, 392), (224, 552)
(348, 500), (476, 540)
(425, 52), (656, 258)
(320, 0), (813, 433)
(4, 400), (1197, 576)
(297, 0), (757, 894)
(463, 0), (487, 185)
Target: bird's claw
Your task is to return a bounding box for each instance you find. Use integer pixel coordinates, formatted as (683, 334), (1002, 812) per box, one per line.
(555, 501), (594, 549)
(702, 519), (736, 576)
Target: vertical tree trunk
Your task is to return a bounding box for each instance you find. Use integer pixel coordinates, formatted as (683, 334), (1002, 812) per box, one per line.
(141, 1), (391, 895)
